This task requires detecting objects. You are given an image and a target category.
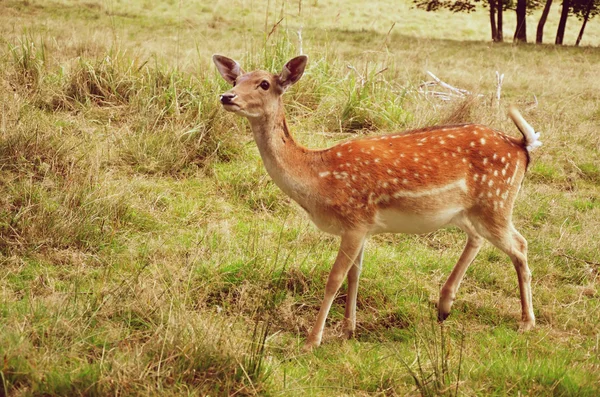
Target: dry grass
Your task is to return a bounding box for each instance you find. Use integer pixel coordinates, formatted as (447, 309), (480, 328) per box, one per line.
(1, 0), (599, 395)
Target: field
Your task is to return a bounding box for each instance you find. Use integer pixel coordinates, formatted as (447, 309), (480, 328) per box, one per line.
(1, 0), (600, 395)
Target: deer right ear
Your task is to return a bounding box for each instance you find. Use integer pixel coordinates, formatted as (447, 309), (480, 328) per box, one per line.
(279, 55), (308, 91)
(212, 55), (244, 85)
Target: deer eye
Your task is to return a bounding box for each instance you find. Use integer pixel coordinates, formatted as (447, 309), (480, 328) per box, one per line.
(259, 80), (270, 90)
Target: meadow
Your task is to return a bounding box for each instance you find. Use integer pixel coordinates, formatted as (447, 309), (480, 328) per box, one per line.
(1, 0), (599, 395)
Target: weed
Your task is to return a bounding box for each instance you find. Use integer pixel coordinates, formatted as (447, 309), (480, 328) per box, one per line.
(7, 35), (46, 91)
(399, 316), (466, 396)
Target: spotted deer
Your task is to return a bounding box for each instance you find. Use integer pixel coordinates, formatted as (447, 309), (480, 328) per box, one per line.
(213, 54), (542, 349)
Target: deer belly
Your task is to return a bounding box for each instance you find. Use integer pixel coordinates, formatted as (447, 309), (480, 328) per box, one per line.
(371, 207), (461, 235)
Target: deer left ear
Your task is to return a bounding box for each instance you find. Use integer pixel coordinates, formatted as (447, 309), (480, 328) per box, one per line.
(213, 54), (245, 85)
(278, 55), (308, 91)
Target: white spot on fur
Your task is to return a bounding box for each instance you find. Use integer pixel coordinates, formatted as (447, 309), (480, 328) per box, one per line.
(391, 178), (467, 199)
(319, 171), (331, 178)
(375, 194), (390, 204)
(480, 138), (486, 145)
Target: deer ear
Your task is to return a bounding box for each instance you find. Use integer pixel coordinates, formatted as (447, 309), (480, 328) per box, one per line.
(212, 55), (244, 85)
(278, 55), (308, 91)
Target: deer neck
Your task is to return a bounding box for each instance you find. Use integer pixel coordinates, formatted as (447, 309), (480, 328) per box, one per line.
(247, 105), (316, 207)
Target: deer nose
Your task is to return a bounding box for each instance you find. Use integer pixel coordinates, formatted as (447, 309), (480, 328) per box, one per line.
(220, 93), (236, 105)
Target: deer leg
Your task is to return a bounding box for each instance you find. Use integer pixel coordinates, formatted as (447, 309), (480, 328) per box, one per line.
(476, 221), (535, 331)
(507, 226), (535, 330)
(305, 231), (366, 350)
(438, 219), (483, 321)
(343, 244), (365, 339)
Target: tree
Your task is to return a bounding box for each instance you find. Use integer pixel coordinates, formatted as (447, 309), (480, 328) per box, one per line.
(514, 0), (528, 42)
(555, 0), (571, 44)
(573, 0), (600, 45)
(491, 0), (505, 42)
(536, 0), (554, 43)
(413, 0), (506, 42)
(497, 0), (504, 42)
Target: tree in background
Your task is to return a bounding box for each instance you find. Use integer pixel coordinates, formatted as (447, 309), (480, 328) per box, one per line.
(514, 0), (528, 41)
(489, 0), (505, 41)
(536, 0), (554, 43)
(556, 0), (571, 44)
(572, 0), (600, 45)
(413, 0), (526, 43)
(414, 0), (596, 45)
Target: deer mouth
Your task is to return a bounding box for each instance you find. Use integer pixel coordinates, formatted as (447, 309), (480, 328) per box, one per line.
(222, 103), (240, 112)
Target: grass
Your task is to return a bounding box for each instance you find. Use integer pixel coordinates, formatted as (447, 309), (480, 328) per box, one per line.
(1, 0), (600, 395)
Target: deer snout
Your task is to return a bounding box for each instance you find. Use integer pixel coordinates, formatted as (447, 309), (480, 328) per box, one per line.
(220, 93), (236, 105)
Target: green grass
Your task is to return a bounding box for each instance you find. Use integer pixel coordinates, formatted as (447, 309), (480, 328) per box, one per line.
(1, 0), (600, 395)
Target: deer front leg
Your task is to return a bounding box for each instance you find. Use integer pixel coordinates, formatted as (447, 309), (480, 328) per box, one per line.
(343, 244), (365, 339)
(304, 231), (366, 350)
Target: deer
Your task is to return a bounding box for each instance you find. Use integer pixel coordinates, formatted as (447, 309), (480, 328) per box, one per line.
(213, 54), (542, 350)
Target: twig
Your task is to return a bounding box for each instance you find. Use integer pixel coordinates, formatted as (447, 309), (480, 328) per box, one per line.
(554, 250), (600, 267)
(426, 71), (471, 95)
(419, 71), (483, 102)
(297, 27), (303, 55)
(267, 17), (284, 40)
(526, 94), (539, 110)
(381, 22), (396, 50)
(347, 64), (365, 87)
(495, 71), (504, 108)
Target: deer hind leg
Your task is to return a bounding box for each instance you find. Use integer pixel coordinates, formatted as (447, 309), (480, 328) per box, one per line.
(305, 231), (366, 350)
(438, 216), (484, 322)
(474, 219), (535, 331)
(343, 244), (365, 339)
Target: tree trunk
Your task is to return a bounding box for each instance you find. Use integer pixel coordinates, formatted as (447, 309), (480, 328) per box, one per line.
(575, 0), (594, 46)
(514, 0), (528, 42)
(556, 0), (571, 45)
(490, 0), (498, 41)
(536, 0), (554, 43)
(497, 0), (504, 42)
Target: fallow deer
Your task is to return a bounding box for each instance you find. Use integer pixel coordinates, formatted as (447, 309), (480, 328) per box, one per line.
(213, 54), (542, 349)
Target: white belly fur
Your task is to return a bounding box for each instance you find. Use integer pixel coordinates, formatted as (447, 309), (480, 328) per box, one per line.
(371, 207), (462, 235)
